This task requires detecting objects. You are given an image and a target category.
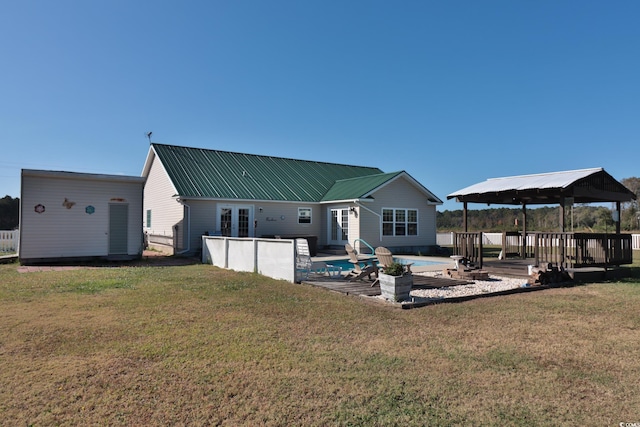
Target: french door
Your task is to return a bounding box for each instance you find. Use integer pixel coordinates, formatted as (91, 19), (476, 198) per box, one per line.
(217, 204), (254, 237)
(328, 208), (349, 246)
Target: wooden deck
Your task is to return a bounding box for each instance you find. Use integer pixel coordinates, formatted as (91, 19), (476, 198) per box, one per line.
(302, 274), (473, 297)
(482, 258), (531, 278)
(481, 257), (626, 282)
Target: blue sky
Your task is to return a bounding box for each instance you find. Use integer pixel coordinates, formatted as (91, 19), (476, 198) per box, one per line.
(1, 1), (638, 211)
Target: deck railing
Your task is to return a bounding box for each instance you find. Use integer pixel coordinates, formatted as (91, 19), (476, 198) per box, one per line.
(452, 232), (483, 268)
(500, 232), (633, 268)
(449, 231), (633, 269)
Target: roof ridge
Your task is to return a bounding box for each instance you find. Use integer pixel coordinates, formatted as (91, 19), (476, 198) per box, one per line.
(152, 142), (382, 171)
(487, 167), (603, 181)
(333, 170), (402, 183)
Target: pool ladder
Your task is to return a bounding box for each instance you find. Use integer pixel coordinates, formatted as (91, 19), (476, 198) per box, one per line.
(352, 238), (375, 256)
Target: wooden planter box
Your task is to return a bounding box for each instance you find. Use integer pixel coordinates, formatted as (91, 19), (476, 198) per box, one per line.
(379, 273), (413, 302)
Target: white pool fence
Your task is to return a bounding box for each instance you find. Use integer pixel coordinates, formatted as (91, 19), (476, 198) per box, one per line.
(202, 235), (297, 282)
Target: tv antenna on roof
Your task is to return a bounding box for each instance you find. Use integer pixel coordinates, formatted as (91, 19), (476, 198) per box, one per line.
(146, 131), (153, 143)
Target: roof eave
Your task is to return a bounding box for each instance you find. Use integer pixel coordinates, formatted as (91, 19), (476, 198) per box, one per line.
(319, 198), (374, 205)
(362, 171), (443, 204)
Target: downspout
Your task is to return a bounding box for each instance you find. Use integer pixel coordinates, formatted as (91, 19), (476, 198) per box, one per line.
(176, 198), (191, 255)
(354, 200), (382, 241)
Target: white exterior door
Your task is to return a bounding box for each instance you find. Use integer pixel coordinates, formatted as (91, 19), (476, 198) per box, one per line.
(328, 208), (349, 246)
(217, 204), (254, 237)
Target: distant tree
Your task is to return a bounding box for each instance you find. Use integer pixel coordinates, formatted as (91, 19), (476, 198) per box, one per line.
(0, 196), (19, 229)
(436, 204), (635, 232)
(621, 177), (640, 205)
(620, 177), (640, 231)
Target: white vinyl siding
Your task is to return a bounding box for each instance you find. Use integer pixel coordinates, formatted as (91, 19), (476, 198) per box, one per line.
(20, 171), (143, 261)
(143, 154), (184, 246)
(352, 176), (437, 249)
(188, 200), (219, 250)
(253, 203), (322, 237)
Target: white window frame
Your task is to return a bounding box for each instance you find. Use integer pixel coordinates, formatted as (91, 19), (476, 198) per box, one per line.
(298, 207), (312, 224)
(382, 208), (419, 237)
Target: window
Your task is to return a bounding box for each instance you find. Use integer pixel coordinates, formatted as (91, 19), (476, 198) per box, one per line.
(146, 209), (152, 228)
(382, 208), (418, 236)
(298, 207), (312, 224)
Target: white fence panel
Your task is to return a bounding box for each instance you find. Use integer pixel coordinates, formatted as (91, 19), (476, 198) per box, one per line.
(482, 233), (502, 245)
(0, 230), (19, 252)
(436, 233), (454, 246)
(227, 239), (257, 272)
(202, 236), (296, 282)
(437, 232), (502, 246)
(256, 240), (298, 281)
(439, 232), (640, 250)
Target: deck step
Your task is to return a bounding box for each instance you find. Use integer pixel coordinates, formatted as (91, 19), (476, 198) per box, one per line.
(567, 267), (606, 282)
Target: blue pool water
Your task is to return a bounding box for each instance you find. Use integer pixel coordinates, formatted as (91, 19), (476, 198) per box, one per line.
(325, 257), (445, 271)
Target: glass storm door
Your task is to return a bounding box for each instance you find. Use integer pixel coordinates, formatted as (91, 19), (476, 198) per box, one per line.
(329, 208), (349, 245)
(218, 205), (253, 237)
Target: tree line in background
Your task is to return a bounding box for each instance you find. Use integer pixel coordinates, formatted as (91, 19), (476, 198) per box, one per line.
(0, 196), (20, 230)
(438, 177), (640, 233)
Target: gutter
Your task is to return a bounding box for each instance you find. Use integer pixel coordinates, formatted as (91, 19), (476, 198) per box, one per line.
(175, 198), (191, 255)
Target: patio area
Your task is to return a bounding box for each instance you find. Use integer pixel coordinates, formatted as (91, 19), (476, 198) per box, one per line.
(301, 253), (549, 308)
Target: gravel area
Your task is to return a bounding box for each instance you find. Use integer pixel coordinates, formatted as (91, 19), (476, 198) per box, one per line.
(409, 271), (530, 300)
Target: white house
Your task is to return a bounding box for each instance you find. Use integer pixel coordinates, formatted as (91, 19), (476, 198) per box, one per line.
(142, 143), (443, 256)
(19, 169), (145, 264)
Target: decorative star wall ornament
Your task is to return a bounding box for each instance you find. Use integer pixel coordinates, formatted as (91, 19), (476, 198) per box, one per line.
(85, 205), (95, 214)
(34, 204), (45, 214)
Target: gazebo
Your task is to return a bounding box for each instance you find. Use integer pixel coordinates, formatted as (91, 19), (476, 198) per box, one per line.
(447, 168), (636, 269)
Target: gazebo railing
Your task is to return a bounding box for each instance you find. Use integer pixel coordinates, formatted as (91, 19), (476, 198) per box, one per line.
(453, 232), (483, 269)
(499, 232), (633, 268)
(502, 231), (535, 258)
(558, 233), (632, 268)
(452, 231), (633, 269)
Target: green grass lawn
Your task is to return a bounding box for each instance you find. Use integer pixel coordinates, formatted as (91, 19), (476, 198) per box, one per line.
(1, 260), (639, 426)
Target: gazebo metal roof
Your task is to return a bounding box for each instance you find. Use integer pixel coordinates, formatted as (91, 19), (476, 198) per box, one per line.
(447, 168), (636, 205)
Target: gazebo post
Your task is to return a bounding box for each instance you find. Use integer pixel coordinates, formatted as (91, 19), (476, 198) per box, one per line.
(521, 204), (527, 259)
(559, 198), (567, 268)
(463, 202), (468, 232)
(616, 201), (621, 234)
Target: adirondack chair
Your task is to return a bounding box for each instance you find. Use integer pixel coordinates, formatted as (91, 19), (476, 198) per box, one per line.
(375, 246), (413, 274)
(344, 243), (378, 282)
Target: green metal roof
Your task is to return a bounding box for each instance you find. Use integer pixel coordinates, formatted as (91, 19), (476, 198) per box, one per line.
(151, 143), (385, 202)
(321, 172), (404, 201)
